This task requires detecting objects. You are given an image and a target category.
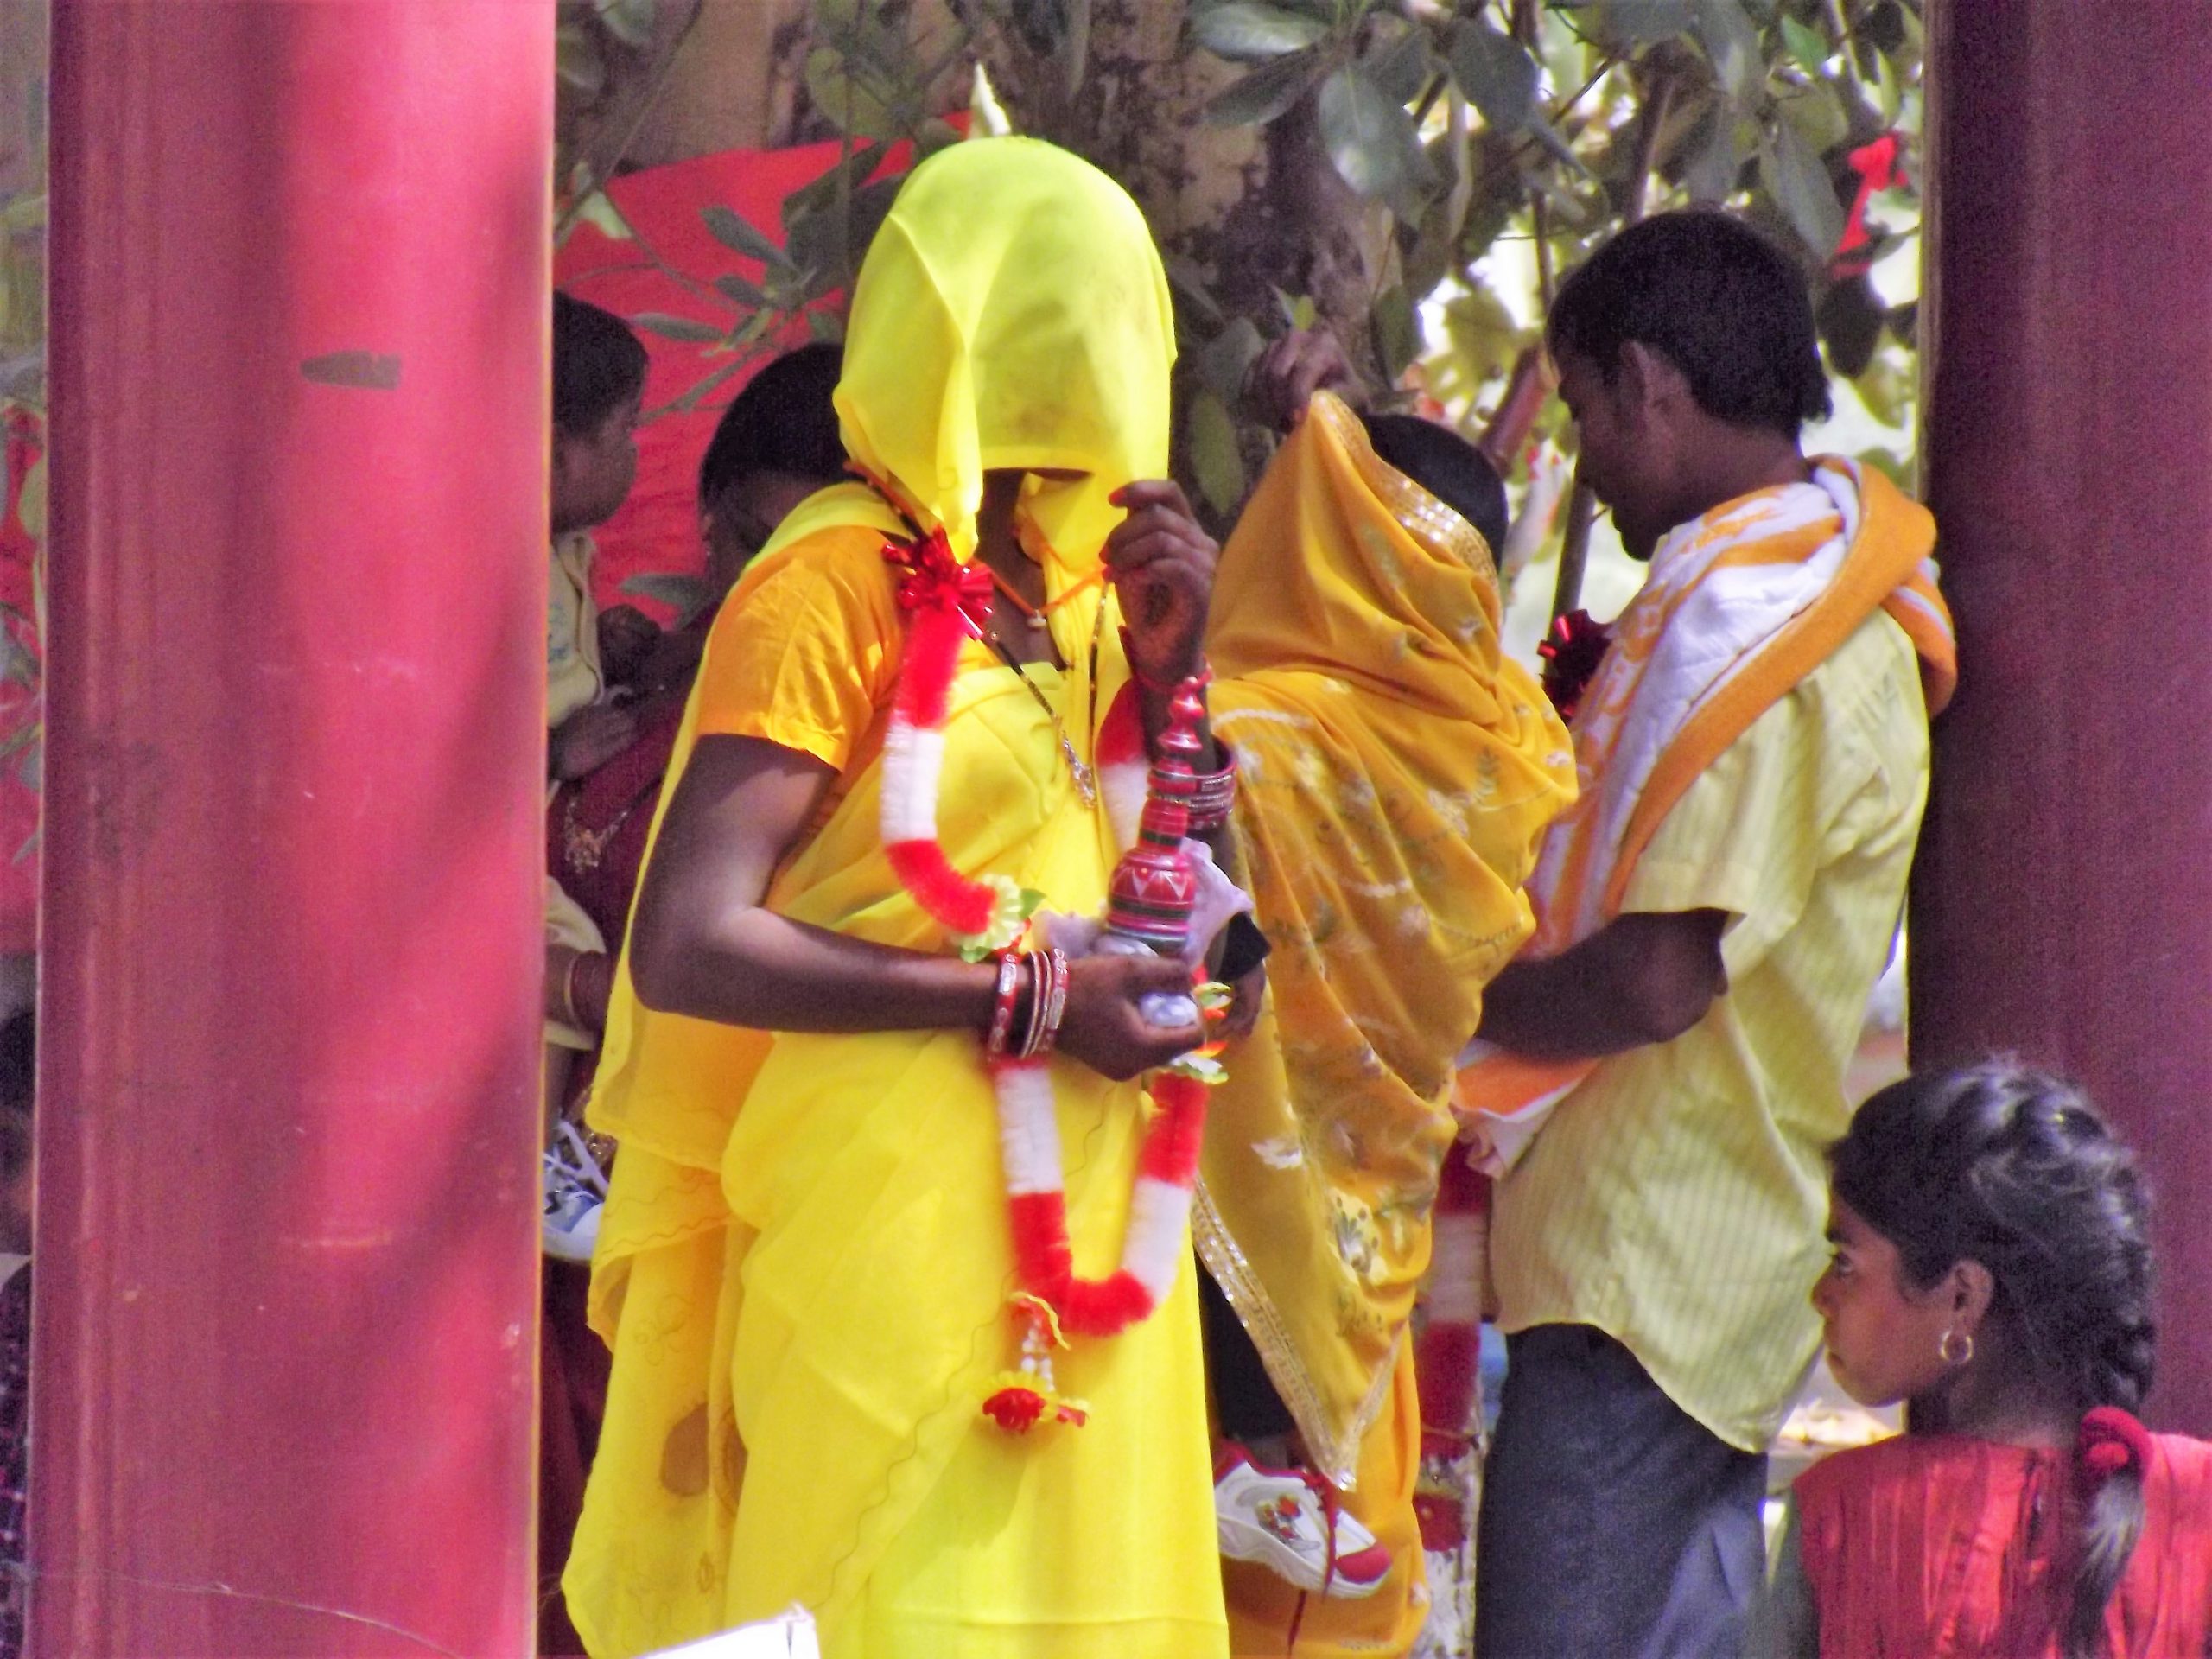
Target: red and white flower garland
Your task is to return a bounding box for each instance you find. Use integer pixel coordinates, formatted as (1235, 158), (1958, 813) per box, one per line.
(879, 528), (1220, 1433)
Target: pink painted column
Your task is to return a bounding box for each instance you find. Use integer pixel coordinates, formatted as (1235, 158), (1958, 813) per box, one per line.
(1912, 0), (2212, 1433)
(36, 3), (551, 1650)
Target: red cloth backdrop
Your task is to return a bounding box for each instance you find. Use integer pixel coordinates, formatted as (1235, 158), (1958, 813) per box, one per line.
(552, 136), (919, 615)
(0, 410), (41, 954)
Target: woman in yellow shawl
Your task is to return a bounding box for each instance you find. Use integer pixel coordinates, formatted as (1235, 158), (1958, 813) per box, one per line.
(563, 138), (1232, 1659)
(1195, 352), (1577, 1656)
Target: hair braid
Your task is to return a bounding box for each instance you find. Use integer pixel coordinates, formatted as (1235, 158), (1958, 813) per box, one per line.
(1830, 1059), (2157, 1658)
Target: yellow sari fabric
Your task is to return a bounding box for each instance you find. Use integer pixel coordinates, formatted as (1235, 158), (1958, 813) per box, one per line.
(1194, 394), (1574, 1649)
(563, 139), (1225, 1659)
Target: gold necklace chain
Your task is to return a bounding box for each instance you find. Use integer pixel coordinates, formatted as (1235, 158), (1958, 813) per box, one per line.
(982, 601), (1104, 809)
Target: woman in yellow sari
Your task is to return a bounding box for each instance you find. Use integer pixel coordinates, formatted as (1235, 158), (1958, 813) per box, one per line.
(563, 138), (1231, 1659)
(1196, 375), (1577, 1655)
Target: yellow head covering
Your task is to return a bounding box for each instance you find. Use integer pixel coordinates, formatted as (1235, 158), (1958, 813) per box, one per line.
(1197, 393), (1576, 1492)
(832, 136), (1176, 624)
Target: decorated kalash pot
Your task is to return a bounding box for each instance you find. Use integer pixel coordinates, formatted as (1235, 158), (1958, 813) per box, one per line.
(1093, 677), (1209, 1028)
(979, 672), (1228, 1435)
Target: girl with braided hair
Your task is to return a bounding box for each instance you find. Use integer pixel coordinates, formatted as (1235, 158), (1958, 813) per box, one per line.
(1751, 1059), (2212, 1656)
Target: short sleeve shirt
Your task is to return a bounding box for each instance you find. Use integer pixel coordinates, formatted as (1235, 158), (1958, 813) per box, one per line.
(1490, 612), (1930, 1451)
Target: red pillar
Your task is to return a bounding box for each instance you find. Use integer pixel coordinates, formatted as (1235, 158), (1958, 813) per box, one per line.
(36, 4), (550, 1653)
(1912, 1), (2212, 1433)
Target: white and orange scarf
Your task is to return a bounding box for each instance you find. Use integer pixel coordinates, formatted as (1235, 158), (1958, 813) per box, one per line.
(1457, 458), (1955, 1171)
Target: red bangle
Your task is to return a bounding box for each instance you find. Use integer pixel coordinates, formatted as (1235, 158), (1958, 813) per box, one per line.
(1119, 626), (1211, 696)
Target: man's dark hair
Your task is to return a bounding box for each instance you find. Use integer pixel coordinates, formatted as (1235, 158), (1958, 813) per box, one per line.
(697, 343), (848, 511)
(553, 291), (649, 438)
(1363, 414), (1510, 554)
(1548, 210), (1831, 436)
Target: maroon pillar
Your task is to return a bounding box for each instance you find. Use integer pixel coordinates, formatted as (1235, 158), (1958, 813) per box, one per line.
(1913, 1), (2212, 1433)
(37, 3), (550, 1653)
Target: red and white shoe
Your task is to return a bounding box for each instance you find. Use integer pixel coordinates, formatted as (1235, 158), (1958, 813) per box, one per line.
(1214, 1446), (1392, 1599)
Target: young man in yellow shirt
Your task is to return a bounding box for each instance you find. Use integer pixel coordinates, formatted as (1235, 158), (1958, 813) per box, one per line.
(1468, 212), (1953, 1659)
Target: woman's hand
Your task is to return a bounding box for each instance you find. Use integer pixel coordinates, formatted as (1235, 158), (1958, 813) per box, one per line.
(1106, 480), (1217, 690)
(551, 702), (640, 782)
(1220, 961), (1267, 1043)
(1055, 951), (1206, 1082)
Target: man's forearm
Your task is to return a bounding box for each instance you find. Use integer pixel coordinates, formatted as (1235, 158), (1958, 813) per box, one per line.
(1476, 909), (1730, 1060)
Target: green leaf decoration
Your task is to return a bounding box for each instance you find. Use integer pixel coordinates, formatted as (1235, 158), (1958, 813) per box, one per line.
(702, 205), (796, 272)
(1191, 3), (1329, 63)
(1018, 887), (1048, 919)
(1763, 121), (1845, 257)
(1189, 391), (1247, 516)
(634, 312), (728, 343)
(1204, 48), (1322, 126)
(1446, 18), (1538, 133)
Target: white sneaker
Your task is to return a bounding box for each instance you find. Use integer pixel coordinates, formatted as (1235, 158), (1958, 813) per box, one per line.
(543, 1122), (608, 1264)
(1214, 1446), (1392, 1598)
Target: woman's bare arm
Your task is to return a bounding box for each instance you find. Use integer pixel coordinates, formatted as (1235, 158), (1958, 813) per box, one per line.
(627, 734), (1202, 1080)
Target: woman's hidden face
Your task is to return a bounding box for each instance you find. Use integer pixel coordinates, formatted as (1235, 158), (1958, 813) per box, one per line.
(1809, 1194), (1961, 1409)
(702, 468), (830, 598)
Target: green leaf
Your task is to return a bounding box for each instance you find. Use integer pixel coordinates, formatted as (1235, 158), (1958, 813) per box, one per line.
(1524, 112), (1591, 175)
(701, 205), (796, 272)
(1782, 14), (1831, 73)
(804, 45), (904, 141)
(1587, 0), (1693, 44)
(1204, 48), (1322, 126)
(1363, 24), (1435, 107)
(1191, 2), (1329, 63)
(1372, 283), (1419, 383)
(1188, 391), (1247, 517)
(1198, 317), (1266, 406)
(1692, 0), (1763, 104)
(1684, 107), (1748, 202)
(556, 23), (605, 96)
(1166, 257), (1228, 331)
(782, 141), (890, 233)
(1446, 19), (1538, 133)
(715, 271), (770, 308)
(1777, 82), (1848, 157)
(1762, 122), (1844, 257)
(1316, 67), (1422, 202)
(594, 0), (656, 50)
(633, 312), (728, 343)
(1277, 290), (1319, 332)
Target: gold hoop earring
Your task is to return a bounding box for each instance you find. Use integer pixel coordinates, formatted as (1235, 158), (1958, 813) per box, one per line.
(1939, 1328), (1974, 1367)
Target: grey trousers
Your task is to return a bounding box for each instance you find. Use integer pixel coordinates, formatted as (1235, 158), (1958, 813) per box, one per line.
(1475, 1325), (1768, 1659)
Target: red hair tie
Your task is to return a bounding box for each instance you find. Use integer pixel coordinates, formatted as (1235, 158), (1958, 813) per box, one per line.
(2077, 1405), (2152, 1484)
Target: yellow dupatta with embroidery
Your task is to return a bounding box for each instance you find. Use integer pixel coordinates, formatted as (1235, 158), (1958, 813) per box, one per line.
(1194, 395), (1576, 1491)
(565, 139), (1228, 1659)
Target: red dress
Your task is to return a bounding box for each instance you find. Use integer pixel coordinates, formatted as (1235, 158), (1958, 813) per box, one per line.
(538, 701), (683, 1656)
(1795, 1433), (2212, 1657)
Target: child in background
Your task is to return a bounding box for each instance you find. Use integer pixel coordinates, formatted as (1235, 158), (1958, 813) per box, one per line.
(543, 291), (649, 1262)
(1753, 1061), (2212, 1657)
